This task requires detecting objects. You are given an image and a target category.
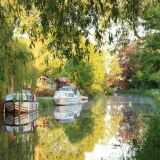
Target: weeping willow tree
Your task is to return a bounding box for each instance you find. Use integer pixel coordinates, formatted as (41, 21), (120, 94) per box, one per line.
(0, 0), (151, 61)
(0, 2), (39, 97)
(0, 0), (158, 97)
(0, 2), (13, 96)
(0, 38), (38, 96)
(8, 40), (37, 91)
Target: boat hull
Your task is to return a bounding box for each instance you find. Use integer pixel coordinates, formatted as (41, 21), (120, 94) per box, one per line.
(4, 101), (39, 113)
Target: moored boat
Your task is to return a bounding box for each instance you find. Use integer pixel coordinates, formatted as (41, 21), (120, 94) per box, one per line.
(4, 90), (39, 114)
(53, 86), (82, 105)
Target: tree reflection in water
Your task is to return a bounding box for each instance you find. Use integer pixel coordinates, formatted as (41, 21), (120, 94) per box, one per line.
(0, 129), (35, 160)
(36, 99), (106, 160)
(85, 95), (155, 160)
(0, 95), (153, 160)
(0, 112), (38, 160)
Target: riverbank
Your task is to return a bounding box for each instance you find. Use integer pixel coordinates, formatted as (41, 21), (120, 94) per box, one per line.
(37, 97), (54, 108)
(121, 89), (160, 110)
(123, 89), (160, 160)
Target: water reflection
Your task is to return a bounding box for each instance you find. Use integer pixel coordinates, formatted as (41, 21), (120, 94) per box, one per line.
(118, 108), (137, 144)
(4, 111), (39, 133)
(0, 94), (156, 160)
(53, 104), (82, 123)
(0, 112), (38, 160)
(35, 99), (105, 160)
(85, 95), (155, 160)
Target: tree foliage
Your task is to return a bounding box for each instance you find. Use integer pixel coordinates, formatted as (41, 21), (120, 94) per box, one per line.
(1, 0), (152, 60)
(130, 34), (160, 88)
(61, 59), (94, 93)
(0, 2), (39, 96)
(116, 2), (160, 89)
(0, 38), (37, 94)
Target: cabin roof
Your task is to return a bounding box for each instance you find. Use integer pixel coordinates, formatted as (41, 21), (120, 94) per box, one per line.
(59, 86), (76, 91)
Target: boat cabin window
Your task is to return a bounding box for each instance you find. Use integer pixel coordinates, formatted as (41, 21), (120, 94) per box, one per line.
(17, 93), (32, 101)
(67, 93), (74, 97)
(59, 86), (78, 94)
(6, 93), (33, 101)
(6, 94), (16, 101)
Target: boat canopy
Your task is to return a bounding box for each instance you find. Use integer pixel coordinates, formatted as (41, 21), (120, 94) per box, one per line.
(59, 86), (77, 92)
(6, 94), (16, 101)
(6, 92), (33, 101)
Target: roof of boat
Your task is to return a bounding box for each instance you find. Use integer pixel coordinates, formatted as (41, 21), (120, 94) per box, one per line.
(59, 86), (77, 91)
(5, 90), (33, 101)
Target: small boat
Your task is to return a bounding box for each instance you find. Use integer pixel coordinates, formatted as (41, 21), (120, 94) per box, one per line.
(4, 111), (39, 133)
(4, 90), (39, 114)
(53, 86), (82, 105)
(53, 104), (82, 123)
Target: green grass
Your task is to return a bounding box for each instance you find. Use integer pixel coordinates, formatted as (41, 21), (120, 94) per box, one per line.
(37, 98), (54, 108)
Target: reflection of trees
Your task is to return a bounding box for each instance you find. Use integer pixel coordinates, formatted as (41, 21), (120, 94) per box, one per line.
(131, 117), (160, 160)
(0, 131), (35, 160)
(102, 104), (122, 143)
(0, 112), (38, 160)
(64, 110), (94, 143)
(36, 99), (105, 160)
(118, 108), (137, 143)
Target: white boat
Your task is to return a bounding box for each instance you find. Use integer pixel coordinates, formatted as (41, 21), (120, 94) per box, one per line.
(4, 90), (39, 114)
(53, 86), (82, 105)
(53, 104), (82, 123)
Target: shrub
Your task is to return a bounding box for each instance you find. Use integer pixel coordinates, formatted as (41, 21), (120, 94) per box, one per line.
(35, 87), (54, 97)
(91, 84), (103, 94)
(104, 86), (113, 95)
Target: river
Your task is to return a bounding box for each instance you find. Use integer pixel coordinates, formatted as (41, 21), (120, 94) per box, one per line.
(0, 94), (156, 160)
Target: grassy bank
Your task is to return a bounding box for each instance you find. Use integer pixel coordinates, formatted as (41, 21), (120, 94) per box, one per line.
(121, 89), (159, 97)
(37, 98), (54, 108)
(37, 98), (54, 116)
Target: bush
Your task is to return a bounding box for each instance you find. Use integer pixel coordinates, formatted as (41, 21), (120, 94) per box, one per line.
(91, 84), (104, 94)
(104, 86), (113, 95)
(35, 87), (54, 97)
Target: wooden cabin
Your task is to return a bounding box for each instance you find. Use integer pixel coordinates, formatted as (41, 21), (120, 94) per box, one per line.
(55, 77), (70, 90)
(37, 76), (54, 90)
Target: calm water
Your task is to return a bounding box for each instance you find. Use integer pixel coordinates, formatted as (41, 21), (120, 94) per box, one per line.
(0, 94), (156, 160)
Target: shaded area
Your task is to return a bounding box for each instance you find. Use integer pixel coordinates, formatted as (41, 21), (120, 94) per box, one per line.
(131, 116), (160, 160)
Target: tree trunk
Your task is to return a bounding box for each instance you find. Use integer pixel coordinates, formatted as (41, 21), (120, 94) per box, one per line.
(8, 75), (14, 93)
